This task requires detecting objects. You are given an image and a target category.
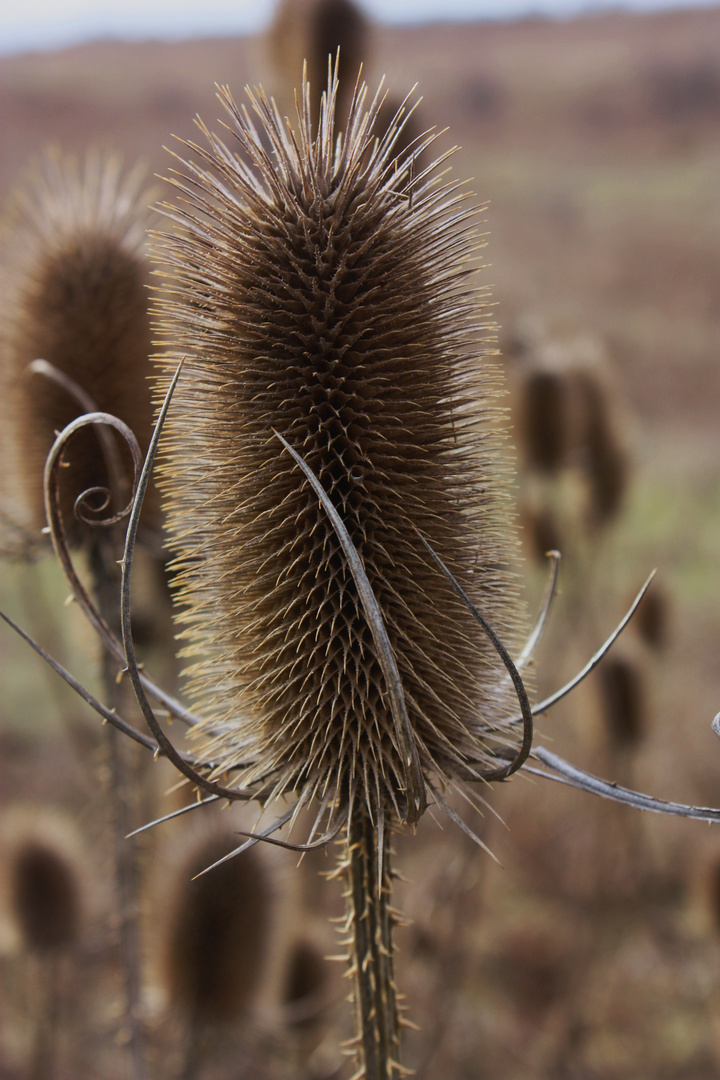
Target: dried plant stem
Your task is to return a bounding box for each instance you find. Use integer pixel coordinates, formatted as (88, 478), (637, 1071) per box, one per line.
(344, 803), (401, 1080)
(178, 1027), (208, 1080)
(30, 954), (59, 1080)
(89, 543), (147, 1080)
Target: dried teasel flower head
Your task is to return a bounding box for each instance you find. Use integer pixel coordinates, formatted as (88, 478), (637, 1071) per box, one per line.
(563, 338), (630, 531)
(158, 825), (273, 1026)
(269, 0), (369, 123)
(633, 581), (671, 652)
(518, 365), (570, 475)
(598, 647), (646, 752)
(281, 934), (332, 1030)
(152, 72), (527, 833)
(1, 806), (86, 955)
(0, 150), (157, 549)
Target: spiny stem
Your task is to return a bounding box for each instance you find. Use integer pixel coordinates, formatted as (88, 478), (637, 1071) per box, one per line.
(89, 543), (147, 1080)
(346, 801), (401, 1080)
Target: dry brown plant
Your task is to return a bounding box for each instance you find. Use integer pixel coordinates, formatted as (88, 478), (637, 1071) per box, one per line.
(151, 70), (528, 1078)
(0, 149), (159, 1079)
(0, 150), (158, 551)
(155, 823), (273, 1078)
(5, 71), (720, 1080)
(269, 0), (369, 123)
(598, 648), (646, 753)
(1, 806), (86, 1080)
(518, 366), (570, 475)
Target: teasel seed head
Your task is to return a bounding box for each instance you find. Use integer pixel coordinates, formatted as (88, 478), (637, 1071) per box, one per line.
(158, 826), (272, 1026)
(633, 581), (670, 651)
(0, 150), (157, 548)
(518, 366), (569, 475)
(282, 935), (331, 1030)
(519, 498), (562, 565)
(2, 807), (85, 955)
(598, 649), (646, 752)
(571, 361), (629, 531)
(152, 74), (526, 830)
(269, 0), (369, 123)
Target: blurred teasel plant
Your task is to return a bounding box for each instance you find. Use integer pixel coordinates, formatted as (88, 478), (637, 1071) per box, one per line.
(0, 149), (158, 1078)
(155, 823), (273, 1079)
(1, 806), (87, 1080)
(0, 149), (159, 553)
(6, 71), (720, 1080)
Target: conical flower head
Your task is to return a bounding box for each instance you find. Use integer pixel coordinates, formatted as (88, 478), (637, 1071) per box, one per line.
(0, 151), (156, 547)
(153, 77), (525, 826)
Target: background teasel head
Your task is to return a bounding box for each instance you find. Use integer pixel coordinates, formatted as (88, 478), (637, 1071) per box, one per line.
(156, 824), (273, 1027)
(1, 805), (86, 956)
(268, 0), (369, 123)
(152, 73), (527, 833)
(0, 150), (157, 549)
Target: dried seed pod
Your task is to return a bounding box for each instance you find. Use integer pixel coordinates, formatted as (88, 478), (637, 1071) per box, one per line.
(572, 366), (629, 529)
(269, 0), (369, 123)
(159, 828), (272, 1026)
(701, 853), (720, 936)
(282, 936), (331, 1029)
(152, 74), (525, 828)
(3, 808), (85, 955)
(518, 366), (569, 474)
(307, 0), (368, 119)
(598, 650), (646, 752)
(633, 581), (670, 652)
(0, 150), (156, 548)
(520, 500), (562, 564)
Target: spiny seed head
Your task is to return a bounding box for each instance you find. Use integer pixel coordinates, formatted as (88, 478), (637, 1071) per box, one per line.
(269, 0), (369, 123)
(519, 499), (562, 564)
(598, 649), (646, 752)
(2, 808), (85, 954)
(152, 76), (525, 827)
(519, 367), (569, 475)
(282, 936), (331, 1029)
(0, 150), (156, 547)
(633, 582), (670, 651)
(571, 364), (629, 530)
(159, 827), (272, 1025)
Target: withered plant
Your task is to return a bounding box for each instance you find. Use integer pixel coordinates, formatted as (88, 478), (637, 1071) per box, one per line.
(1, 806), (86, 1080)
(633, 580), (671, 651)
(518, 366), (570, 476)
(599, 649), (646, 755)
(574, 364), (629, 531)
(282, 936), (332, 1031)
(5, 74), (720, 1080)
(268, 0), (428, 176)
(155, 824), (273, 1079)
(269, 0), (368, 123)
(0, 149), (158, 1078)
(0, 150), (158, 547)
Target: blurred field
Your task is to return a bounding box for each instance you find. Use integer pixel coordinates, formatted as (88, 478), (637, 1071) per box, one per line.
(2, 4), (720, 1078)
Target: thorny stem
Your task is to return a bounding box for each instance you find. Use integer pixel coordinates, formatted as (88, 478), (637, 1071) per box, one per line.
(89, 543), (147, 1080)
(345, 802), (401, 1080)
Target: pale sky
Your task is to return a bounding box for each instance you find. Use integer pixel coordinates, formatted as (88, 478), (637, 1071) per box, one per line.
(1, 0), (717, 56)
